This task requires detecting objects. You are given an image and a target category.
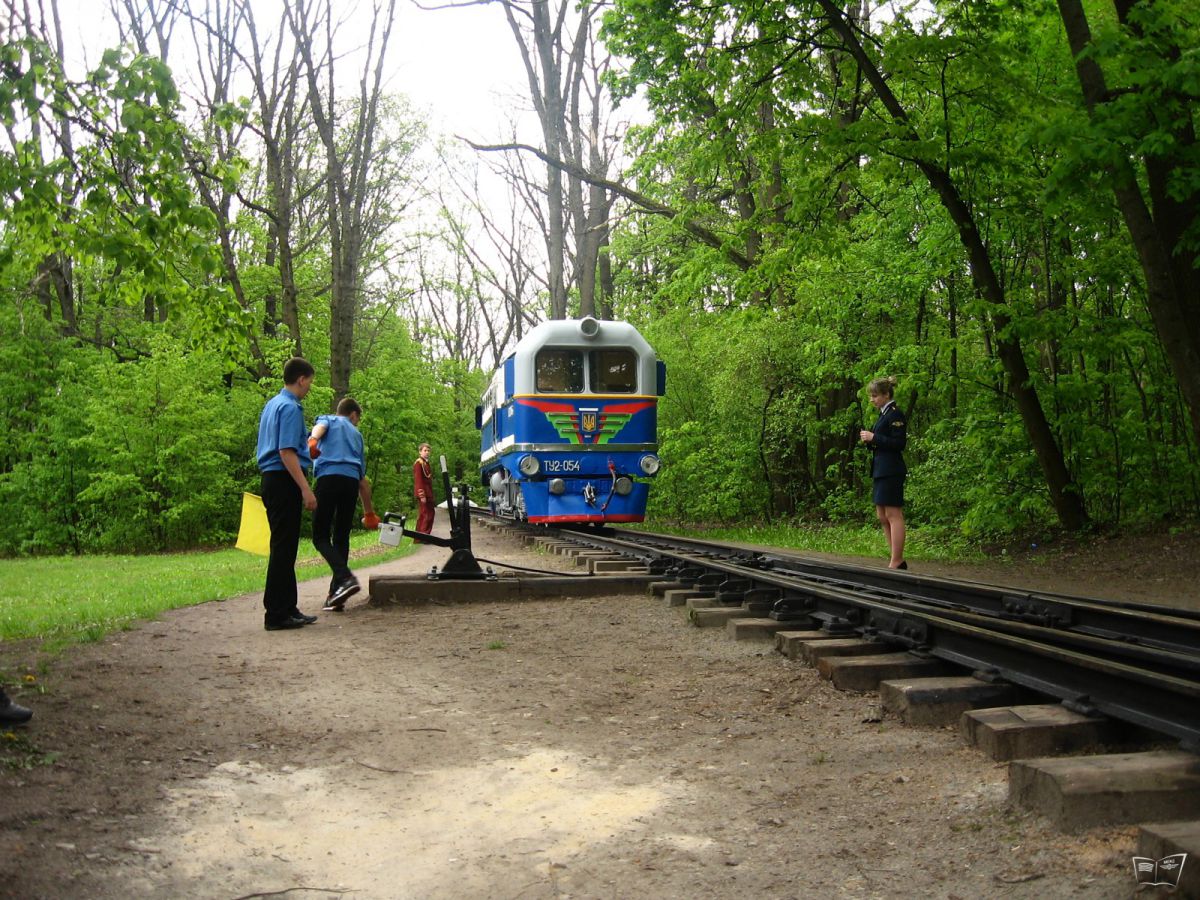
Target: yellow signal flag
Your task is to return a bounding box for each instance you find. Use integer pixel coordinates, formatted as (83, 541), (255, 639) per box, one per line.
(235, 492), (271, 556)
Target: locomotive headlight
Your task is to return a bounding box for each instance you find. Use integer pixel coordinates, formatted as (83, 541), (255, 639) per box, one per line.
(639, 454), (661, 476)
(548, 478), (566, 495)
(614, 476), (634, 496)
(518, 454), (541, 476)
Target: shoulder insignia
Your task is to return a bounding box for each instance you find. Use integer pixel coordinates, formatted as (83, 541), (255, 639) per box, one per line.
(892, 420), (905, 427)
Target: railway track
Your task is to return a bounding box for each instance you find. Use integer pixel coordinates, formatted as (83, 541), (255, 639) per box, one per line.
(480, 517), (1200, 751)
(379, 512), (1200, 877)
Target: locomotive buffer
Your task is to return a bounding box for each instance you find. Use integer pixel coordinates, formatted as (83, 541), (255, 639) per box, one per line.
(380, 455), (496, 581)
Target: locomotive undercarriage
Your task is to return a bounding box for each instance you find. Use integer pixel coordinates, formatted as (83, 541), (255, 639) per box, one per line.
(484, 464), (642, 523)
(485, 467), (527, 521)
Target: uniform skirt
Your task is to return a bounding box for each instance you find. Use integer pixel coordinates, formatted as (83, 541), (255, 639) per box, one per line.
(872, 475), (905, 508)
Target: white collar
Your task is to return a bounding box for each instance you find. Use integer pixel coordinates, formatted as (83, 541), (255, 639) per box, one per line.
(881, 400), (895, 414)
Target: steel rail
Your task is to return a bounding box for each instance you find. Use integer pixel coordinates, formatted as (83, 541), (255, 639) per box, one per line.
(756, 566), (1200, 677)
(562, 526), (1200, 662)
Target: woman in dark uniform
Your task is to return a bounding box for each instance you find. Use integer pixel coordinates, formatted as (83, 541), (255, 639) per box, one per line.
(858, 376), (908, 570)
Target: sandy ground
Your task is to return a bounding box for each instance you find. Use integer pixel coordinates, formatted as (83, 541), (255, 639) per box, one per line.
(3, 523), (1197, 899)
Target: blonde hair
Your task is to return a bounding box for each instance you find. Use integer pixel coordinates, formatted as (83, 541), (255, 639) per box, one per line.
(867, 376), (897, 398)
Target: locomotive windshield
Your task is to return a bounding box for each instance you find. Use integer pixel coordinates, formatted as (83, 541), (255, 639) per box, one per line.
(535, 347), (639, 393)
(589, 349), (637, 393)
(535, 349), (585, 393)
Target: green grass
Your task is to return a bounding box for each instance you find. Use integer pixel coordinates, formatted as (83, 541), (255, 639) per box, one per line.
(645, 521), (987, 562)
(0, 533), (414, 646)
(0, 728), (58, 770)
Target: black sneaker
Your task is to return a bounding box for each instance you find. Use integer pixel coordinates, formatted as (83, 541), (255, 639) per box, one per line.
(328, 576), (360, 608)
(321, 594), (338, 612)
(264, 616), (307, 631)
(293, 611), (318, 625)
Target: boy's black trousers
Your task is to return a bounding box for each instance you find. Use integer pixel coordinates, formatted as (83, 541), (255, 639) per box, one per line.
(261, 470), (303, 625)
(313, 474), (359, 591)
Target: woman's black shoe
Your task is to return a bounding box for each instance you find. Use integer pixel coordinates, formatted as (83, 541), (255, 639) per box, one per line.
(0, 691), (32, 726)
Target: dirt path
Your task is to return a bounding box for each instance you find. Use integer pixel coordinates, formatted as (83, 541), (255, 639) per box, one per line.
(4, 525), (1194, 898)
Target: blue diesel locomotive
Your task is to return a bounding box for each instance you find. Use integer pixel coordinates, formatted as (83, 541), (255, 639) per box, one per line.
(477, 317), (664, 524)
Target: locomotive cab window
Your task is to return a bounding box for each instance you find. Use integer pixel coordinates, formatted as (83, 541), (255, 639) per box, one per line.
(589, 349), (638, 393)
(536, 349), (584, 393)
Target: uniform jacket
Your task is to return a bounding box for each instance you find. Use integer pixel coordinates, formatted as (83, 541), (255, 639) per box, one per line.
(413, 457), (435, 503)
(868, 402), (907, 479)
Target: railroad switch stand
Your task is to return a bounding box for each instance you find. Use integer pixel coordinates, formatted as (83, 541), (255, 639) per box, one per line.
(380, 456), (495, 581)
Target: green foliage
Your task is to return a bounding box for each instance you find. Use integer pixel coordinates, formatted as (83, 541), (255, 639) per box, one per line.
(0, 728), (58, 770)
(637, 308), (775, 523)
(0, 40), (249, 353)
(0, 306), (93, 554)
(0, 333), (254, 554)
(2, 2), (1198, 562)
(74, 337), (249, 551)
(349, 322), (483, 515)
(0, 313), (486, 555)
(1044, 0), (1200, 252)
(0, 25), (480, 561)
(603, 0), (1200, 539)
(651, 421), (763, 522)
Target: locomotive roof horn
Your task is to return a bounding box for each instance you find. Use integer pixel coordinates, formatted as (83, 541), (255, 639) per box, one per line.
(579, 316), (601, 339)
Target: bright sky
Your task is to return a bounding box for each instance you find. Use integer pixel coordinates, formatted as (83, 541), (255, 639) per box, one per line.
(390, 1), (534, 143)
(51, 0), (534, 145)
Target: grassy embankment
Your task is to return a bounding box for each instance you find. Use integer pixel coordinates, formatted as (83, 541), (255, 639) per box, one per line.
(653, 521), (987, 561)
(0, 533), (413, 648)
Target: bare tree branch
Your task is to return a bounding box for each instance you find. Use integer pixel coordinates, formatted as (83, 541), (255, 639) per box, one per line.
(461, 138), (752, 270)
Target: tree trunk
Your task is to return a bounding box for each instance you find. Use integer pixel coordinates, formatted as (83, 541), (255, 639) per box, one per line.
(500, 1), (618, 321)
(242, 1), (306, 355)
(819, 0), (1088, 530)
(35, 254), (76, 335)
(289, 0), (396, 402)
(1056, 0), (1200, 448)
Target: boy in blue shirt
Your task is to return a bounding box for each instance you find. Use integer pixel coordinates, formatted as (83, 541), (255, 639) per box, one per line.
(256, 357), (318, 631)
(308, 397), (378, 610)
